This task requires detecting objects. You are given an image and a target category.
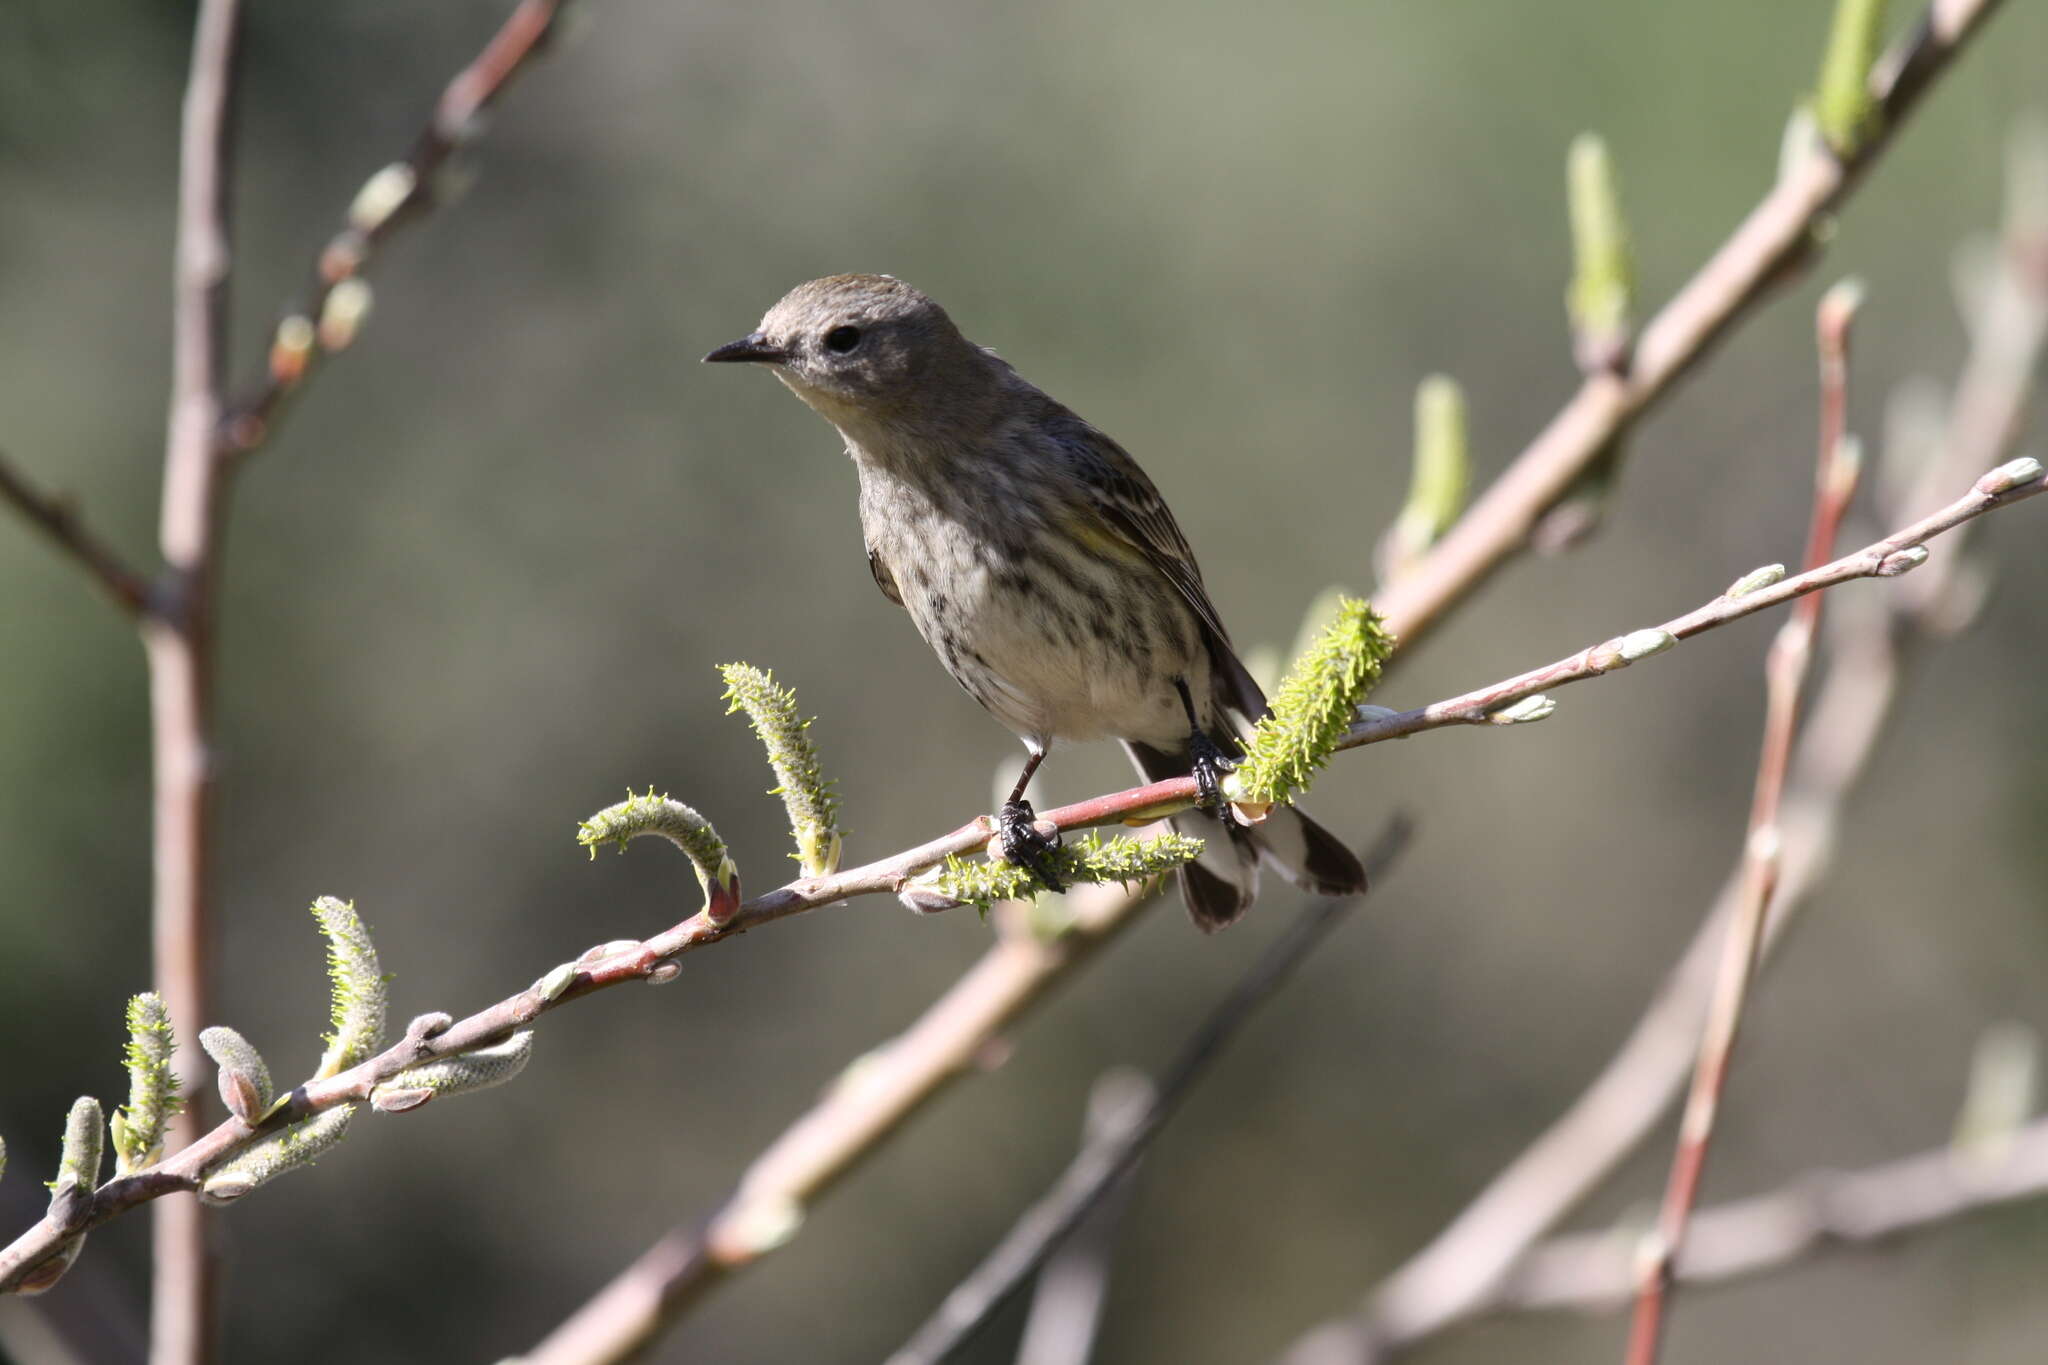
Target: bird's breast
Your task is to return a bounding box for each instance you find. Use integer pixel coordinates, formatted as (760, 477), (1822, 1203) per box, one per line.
(856, 470), (1203, 748)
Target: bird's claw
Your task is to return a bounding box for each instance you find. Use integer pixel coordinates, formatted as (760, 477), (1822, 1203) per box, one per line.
(998, 799), (1067, 892)
(1188, 733), (1237, 812)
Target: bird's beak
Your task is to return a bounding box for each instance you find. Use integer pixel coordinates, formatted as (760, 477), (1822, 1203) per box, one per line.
(701, 332), (786, 365)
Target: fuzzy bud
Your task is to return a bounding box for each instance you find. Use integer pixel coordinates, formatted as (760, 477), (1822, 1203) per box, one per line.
(313, 897), (386, 1080)
(371, 1031), (535, 1114)
(200, 1027), (274, 1126)
(579, 789), (744, 925)
(199, 1106), (355, 1206)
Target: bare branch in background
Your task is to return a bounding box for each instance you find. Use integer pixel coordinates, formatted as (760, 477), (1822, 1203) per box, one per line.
(887, 824), (1409, 1365)
(1284, 1112), (2048, 1351)
(517, 879), (1152, 1365)
(1509, 1115), (2048, 1314)
(1370, 0), (2009, 652)
(221, 0), (571, 457)
(1013, 1072), (1156, 1365)
(1343, 457), (2044, 750)
(1624, 281), (1868, 1365)
(1279, 131), (2048, 1364)
(0, 452), (151, 616)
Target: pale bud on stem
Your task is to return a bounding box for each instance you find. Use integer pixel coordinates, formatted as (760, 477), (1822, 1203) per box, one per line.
(200, 1026), (274, 1126)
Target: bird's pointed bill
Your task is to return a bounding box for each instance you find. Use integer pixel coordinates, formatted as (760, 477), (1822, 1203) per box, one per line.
(702, 332), (786, 365)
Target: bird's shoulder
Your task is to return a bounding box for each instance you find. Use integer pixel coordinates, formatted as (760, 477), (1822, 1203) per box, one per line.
(1010, 393), (1238, 650)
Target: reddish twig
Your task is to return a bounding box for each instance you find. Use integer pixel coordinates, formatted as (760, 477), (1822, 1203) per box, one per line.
(1369, 0), (2009, 652)
(1343, 458), (2042, 751)
(220, 0), (570, 458)
(1294, 1113), (2048, 1353)
(1513, 1114), (2048, 1314)
(1280, 170), (2048, 1364)
(0, 452), (151, 616)
(1623, 285), (1867, 1365)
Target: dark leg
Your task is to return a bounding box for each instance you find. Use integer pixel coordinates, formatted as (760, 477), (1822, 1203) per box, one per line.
(999, 746), (1066, 892)
(1173, 677), (1236, 811)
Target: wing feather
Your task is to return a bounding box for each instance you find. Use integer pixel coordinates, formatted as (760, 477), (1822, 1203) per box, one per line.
(1046, 413), (1269, 721)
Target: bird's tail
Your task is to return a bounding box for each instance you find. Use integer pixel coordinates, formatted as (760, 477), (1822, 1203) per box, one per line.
(1122, 742), (1367, 933)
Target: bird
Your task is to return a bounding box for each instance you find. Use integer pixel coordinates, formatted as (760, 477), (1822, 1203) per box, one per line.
(704, 274), (1365, 930)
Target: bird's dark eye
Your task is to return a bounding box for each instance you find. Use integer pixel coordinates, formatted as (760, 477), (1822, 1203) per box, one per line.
(823, 325), (862, 354)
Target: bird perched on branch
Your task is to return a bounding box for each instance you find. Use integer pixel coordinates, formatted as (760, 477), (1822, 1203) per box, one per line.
(705, 274), (1364, 929)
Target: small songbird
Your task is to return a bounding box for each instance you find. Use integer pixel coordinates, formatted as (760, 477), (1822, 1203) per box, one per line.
(705, 275), (1365, 930)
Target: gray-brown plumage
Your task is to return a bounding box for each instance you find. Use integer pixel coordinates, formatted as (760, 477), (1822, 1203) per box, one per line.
(705, 274), (1364, 929)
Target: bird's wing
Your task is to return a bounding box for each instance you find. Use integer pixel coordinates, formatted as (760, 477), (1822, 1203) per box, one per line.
(1054, 419), (1269, 722)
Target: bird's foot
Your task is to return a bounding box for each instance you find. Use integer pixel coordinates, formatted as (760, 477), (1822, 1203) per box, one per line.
(998, 799), (1067, 892)
(1188, 732), (1237, 812)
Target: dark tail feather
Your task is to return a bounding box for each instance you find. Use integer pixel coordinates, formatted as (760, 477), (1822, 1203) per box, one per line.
(1253, 805), (1368, 897)
(1177, 822), (1256, 933)
(1122, 741), (1362, 931)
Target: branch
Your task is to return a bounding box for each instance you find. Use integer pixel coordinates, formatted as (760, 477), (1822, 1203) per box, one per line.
(1369, 0), (2009, 650)
(1293, 1114), (2048, 1350)
(1011, 1072), (1155, 1365)
(1624, 283), (1867, 1365)
(1278, 153), (2048, 1363)
(1503, 1117), (2048, 1315)
(517, 880), (1157, 1364)
(1341, 458), (2045, 751)
(886, 825), (1412, 1365)
(0, 0), (588, 1312)
(0, 451), (151, 616)
(148, 0), (242, 1356)
(219, 0), (571, 458)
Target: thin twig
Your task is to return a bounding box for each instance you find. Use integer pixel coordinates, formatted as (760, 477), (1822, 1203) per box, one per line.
(1279, 171), (2048, 1365)
(0, 452), (151, 616)
(1313, 1114), (2048, 1348)
(1012, 1072), (1156, 1365)
(1508, 1116), (2048, 1315)
(887, 824), (1412, 1365)
(1343, 459), (2044, 750)
(1369, 0), (2009, 652)
(1623, 287), (1866, 1365)
(219, 0), (570, 458)
(147, 0), (241, 1358)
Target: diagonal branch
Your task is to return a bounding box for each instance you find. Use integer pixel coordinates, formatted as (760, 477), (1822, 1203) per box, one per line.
(219, 0), (571, 458)
(1370, 0), (2010, 651)
(1277, 162), (2048, 1364)
(886, 824), (1412, 1365)
(1509, 1116), (2048, 1315)
(1341, 461), (2044, 751)
(1316, 1113), (2048, 1347)
(1012, 1071), (1156, 1365)
(0, 451), (151, 616)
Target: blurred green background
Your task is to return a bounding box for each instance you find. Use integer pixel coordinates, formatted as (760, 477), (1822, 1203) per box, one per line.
(3, 1), (2046, 1361)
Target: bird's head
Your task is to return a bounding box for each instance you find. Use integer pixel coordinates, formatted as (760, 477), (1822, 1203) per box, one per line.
(703, 274), (992, 436)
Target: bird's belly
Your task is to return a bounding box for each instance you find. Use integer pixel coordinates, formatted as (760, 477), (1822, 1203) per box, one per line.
(893, 539), (1204, 748)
